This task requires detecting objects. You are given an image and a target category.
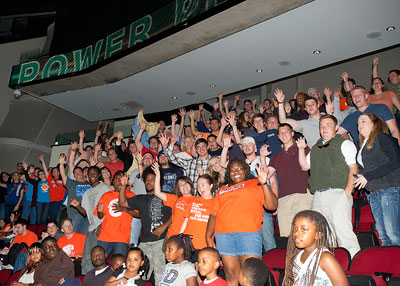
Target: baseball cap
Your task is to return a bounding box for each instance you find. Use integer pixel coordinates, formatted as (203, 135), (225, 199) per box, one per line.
(242, 137), (256, 145)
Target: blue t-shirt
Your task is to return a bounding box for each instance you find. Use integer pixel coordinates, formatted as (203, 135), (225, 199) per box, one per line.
(37, 180), (50, 203)
(341, 103), (394, 148)
(255, 129), (282, 156)
(5, 183), (25, 204)
(24, 180), (34, 202)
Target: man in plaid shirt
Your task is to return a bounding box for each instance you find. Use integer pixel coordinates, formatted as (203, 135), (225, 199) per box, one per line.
(160, 135), (210, 192)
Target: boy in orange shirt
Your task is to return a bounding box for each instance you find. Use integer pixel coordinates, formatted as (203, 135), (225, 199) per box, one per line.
(57, 218), (86, 258)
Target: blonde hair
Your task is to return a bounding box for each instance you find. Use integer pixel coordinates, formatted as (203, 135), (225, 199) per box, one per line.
(358, 113), (389, 150)
(181, 136), (194, 152)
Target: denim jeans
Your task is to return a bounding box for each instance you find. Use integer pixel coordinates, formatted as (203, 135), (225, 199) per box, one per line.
(368, 187), (400, 246)
(68, 209), (89, 234)
(130, 218), (142, 246)
(0, 203), (5, 220)
(36, 202), (50, 224)
(21, 199), (36, 224)
(262, 210), (276, 252)
(49, 201), (63, 222)
(97, 240), (128, 258)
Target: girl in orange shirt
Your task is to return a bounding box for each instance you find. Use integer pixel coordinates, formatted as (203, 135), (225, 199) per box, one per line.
(180, 175), (215, 259)
(368, 77), (400, 114)
(153, 163), (194, 239)
(205, 158), (278, 286)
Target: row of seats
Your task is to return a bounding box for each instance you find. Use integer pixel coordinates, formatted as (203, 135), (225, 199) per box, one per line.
(0, 270), (21, 286)
(262, 246), (400, 286)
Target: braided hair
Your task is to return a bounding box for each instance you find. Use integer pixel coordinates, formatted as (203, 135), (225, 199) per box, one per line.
(283, 210), (337, 286)
(167, 234), (195, 261)
(126, 246), (150, 278)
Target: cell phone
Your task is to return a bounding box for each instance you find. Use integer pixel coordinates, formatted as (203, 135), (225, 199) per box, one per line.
(352, 174), (359, 179)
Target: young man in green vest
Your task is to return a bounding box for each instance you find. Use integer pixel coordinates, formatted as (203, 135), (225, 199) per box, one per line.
(297, 114), (360, 257)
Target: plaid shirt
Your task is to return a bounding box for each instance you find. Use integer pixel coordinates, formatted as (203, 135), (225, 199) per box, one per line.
(163, 145), (210, 193)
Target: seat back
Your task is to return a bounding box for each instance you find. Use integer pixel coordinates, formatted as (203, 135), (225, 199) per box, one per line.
(35, 224), (47, 237)
(349, 246), (400, 275)
(0, 269), (12, 284)
(262, 249), (287, 270)
(333, 247), (351, 271)
(5, 271), (21, 286)
(27, 224), (38, 234)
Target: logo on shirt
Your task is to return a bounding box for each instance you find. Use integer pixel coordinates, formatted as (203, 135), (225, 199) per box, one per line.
(108, 198), (122, 217)
(219, 183), (245, 196)
(40, 184), (49, 193)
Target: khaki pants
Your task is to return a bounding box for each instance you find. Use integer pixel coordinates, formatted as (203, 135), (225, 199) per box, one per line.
(277, 191), (313, 237)
(140, 239), (165, 285)
(312, 188), (360, 257)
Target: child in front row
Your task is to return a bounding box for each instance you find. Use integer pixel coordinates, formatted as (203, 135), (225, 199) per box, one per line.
(239, 257), (270, 286)
(198, 247), (227, 286)
(159, 234), (197, 286)
(283, 210), (348, 286)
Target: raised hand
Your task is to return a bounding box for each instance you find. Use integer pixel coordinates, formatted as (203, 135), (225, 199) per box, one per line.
(135, 152), (143, 165)
(79, 130), (85, 138)
(323, 87), (332, 98)
(198, 104), (204, 112)
(59, 153), (66, 165)
(221, 116), (229, 127)
(284, 102), (291, 113)
(171, 114), (178, 123)
(255, 165), (268, 185)
(188, 110), (195, 120)
(333, 88), (341, 98)
(259, 105), (265, 114)
(340, 72), (349, 81)
(274, 88), (285, 102)
(39, 154), (45, 162)
(252, 98), (257, 106)
(22, 161), (28, 170)
(178, 108), (186, 118)
(71, 141), (78, 151)
(213, 102), (219, 110)
(325, 101), (334, 115)
(151, 162), (160, 177)
(94, 143), (102, 152)
(159, 133), (169, 147)
(260, 145), (271, 157)
(139, 121), (147, 130)
(373, 56), (379, 65)
(120, 174), (129, 186)
(226, 114), (236, 126)
(234, 94), (240, 101)
(296, 137), (308, 149)
(95, 129), (101, 137)
(170, 134), (179, 145)
(97, 120), (102, 128)
(218, 93), (224, 100)
(196, 165), (204, 175)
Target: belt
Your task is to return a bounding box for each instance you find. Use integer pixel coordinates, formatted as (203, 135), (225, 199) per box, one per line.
(315, 188), (332, 193)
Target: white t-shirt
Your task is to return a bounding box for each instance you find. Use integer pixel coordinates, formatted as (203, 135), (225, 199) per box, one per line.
(159, 260), (197, 286)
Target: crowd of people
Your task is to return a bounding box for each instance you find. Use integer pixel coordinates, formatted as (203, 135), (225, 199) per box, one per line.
(0, 56), (399, 286)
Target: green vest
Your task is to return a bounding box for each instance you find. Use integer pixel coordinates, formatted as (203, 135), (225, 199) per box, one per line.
(309, 135), (349, 193)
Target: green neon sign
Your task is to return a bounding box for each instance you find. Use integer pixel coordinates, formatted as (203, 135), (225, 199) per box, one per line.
(9, 0), (232, 87)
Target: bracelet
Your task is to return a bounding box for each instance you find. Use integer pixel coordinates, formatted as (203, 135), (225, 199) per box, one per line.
(278, 101), (283, 104)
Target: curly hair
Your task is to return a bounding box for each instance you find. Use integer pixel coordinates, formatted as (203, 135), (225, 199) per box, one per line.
(283, 210), (337, 286)
(224, 158), (255, 186)
(167, 234), (195, 261)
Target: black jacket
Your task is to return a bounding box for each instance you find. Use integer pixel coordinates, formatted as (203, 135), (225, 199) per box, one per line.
(357, 133), (400, 191)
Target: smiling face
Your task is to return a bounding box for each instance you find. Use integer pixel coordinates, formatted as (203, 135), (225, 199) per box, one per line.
(372, 78), (384, 93)
(278, 125), (294, 145)
(73, 168), (84, 182)
(47, 222), (58, 237)
(242, 142), (256, 156)
(304, 98), (318, 116)
(197, 177), (213, 199)
(196, 142), (208, 157)
(61, 219), (74, 236)
(267, 116), (279, 130)
(229, 162), (246, 184)
(358, 114), (374, 138)
(209, 157), (221, 173)
(292, 216), (319, 250)
(112, 173), (123, 193)
(88, 168), (100, 185)
(351, 88), (368, 109)
(252, 116), (265, 131)
(389, 71), (400, 84)
(30, 248), (42, 263)
(319, 118), (337, 142)
(178, 179), (193, 196)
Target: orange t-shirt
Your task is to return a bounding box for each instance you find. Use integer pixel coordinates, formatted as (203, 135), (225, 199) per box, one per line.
(94, 190), (135, 244)
(164, 194), (193, 238)
(47, 174), (66, 201)
(11, 230), (38, 247)
(212, 179), (264, 233)
(340, 97), (349, 111)
(184, 197), (214, 249)
(197, 130), (230, 140)
(57, 232), (86, 257)
(367, 91), (396, 114)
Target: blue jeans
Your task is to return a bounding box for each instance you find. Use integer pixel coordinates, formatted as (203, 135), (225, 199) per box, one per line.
(215, 230), (263, 257)
(97, 240), (128, 258)
(21, 199), (36, 224)
(368, 187), (400, 246)
(0, 203), (5, 220)
(49, 201), (63, 222)
(68, 209), (89, 234)
(35, 202), (49, 224)
(130, 218), (142, 246)
(262, 210), (276, 252)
